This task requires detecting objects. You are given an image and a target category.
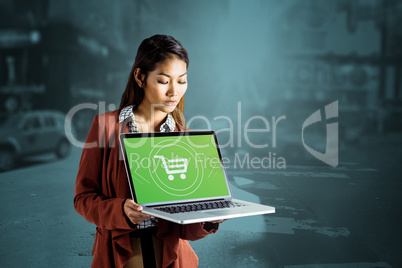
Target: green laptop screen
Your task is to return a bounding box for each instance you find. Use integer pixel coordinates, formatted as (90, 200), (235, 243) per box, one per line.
(124, 134), (230, 204)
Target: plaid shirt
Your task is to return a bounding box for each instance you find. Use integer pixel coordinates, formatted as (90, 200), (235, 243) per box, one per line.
(119, 105), (176, 229)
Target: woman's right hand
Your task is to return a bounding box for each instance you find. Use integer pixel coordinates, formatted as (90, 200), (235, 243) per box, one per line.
(123, 199), (155, 225)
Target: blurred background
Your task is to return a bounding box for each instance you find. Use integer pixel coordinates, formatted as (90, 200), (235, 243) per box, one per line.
(0, 0), (401, 267)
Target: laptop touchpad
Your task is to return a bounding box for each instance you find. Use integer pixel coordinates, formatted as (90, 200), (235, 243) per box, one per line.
(201, 209), (234, 216)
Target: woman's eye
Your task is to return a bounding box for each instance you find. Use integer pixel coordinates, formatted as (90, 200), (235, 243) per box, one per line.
(178, 81), (187, 85)
(158, 81), (168, 85)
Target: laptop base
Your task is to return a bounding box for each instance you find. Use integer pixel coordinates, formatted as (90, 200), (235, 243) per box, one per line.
(141, 198), (275, 225)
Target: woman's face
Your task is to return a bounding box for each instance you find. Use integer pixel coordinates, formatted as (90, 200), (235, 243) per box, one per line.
(140, 57), (188, 114)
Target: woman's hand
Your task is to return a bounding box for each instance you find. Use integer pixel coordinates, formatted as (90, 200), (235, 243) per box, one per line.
(208, 219), (229, 224)
(123, 199), (155, 225)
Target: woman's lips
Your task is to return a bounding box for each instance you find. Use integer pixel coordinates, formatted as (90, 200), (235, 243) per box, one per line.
(164, 100), (177, 106)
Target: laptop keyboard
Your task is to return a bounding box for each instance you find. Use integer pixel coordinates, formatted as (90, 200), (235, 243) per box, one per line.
(154, 200), (246, 214)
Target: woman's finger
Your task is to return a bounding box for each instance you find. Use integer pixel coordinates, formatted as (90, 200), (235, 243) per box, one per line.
(209, 219), (229, 224)
(124, 199), (143, 211)
(124, 199), (155, 225)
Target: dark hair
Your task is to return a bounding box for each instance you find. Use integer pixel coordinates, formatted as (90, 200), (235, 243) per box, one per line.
(119, 34), (189, 128)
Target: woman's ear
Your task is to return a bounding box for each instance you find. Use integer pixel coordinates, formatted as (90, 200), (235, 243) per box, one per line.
(133, 68), (145, 88)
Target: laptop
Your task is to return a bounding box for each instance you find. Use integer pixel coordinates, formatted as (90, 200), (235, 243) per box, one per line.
(119, 131), (275, 224)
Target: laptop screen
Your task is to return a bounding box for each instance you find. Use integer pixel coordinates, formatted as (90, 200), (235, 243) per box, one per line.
(121, 132), (231, 205)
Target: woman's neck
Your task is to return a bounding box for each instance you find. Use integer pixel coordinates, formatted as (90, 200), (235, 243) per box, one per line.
(134, 102), (168, 132)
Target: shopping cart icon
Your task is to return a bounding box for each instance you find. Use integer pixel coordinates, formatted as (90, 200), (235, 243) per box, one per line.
(154, 155), (188, 181)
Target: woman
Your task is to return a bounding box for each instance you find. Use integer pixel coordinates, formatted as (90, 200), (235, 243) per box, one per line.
(74, 35), (221, 268)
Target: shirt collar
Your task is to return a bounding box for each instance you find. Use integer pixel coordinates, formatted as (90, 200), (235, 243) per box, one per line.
(119, 105), (176, 132)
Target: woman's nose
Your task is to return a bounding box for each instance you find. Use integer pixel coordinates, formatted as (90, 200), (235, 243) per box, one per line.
(167, 84), (178, 96)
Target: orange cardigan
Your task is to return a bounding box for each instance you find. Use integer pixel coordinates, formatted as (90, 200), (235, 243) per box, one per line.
(74, 110), (219, 268)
